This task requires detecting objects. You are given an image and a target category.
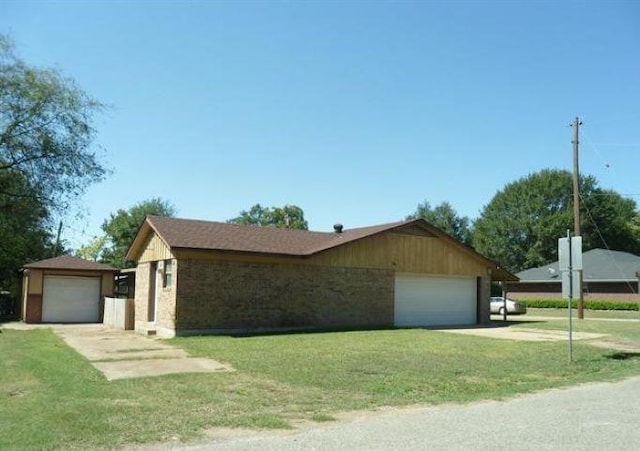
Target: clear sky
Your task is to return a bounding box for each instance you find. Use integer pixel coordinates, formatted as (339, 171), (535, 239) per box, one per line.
(2, 0), (640, 249)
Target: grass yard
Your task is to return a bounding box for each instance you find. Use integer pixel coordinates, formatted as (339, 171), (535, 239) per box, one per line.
(1, 321), (640, 450)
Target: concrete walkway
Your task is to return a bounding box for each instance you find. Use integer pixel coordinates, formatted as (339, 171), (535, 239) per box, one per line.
(440, 326), (607, 342)
(5, 323), (233, 381)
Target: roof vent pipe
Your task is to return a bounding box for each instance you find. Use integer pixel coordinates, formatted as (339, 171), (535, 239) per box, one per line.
(333, 223), (343, 233)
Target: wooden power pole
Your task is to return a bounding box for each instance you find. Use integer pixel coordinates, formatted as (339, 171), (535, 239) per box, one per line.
(571, 117), (584, 319)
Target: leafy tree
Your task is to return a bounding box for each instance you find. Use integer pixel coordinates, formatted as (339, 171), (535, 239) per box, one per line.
(472, 169), (639, 272)
(0, 170), (54, 295)
(0, 34), (107, 214)
(581, 188), (639, 253)
(75, 235), (107, 262)
(629, 212), (640, 243)
(0, 34), (105, 316)
(100, 198), (175, 268)
(229, 204), (308, 230)
(406, 201), (471, 244)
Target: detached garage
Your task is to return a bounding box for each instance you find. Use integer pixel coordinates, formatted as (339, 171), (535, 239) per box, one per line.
(22, 256), (117, 323)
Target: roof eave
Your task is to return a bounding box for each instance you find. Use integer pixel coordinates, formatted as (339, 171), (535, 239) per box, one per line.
(171, 246), (309, 259)
(23, 265), (118, 272)
(513, 278), (637, 283)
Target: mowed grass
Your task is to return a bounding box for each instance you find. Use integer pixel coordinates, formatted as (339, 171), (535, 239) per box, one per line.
(2, 322), (640, 450)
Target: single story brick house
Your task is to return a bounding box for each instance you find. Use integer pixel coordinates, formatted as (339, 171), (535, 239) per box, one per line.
(507, 248), (640, 302)
(22, 255), (117, 323)
(126, 216), (516, 337)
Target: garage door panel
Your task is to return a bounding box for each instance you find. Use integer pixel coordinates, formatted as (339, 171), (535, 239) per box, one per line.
(395, 275), (476, 327)
(42, 276), (101, 323)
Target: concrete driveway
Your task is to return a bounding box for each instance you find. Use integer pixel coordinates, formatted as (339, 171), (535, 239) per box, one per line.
(439, 325), (607, 342)
(43, 324), (232, 381)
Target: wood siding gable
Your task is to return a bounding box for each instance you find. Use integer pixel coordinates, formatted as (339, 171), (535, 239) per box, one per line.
(139, 232), (174, 263)
(309, 231), (487, 276)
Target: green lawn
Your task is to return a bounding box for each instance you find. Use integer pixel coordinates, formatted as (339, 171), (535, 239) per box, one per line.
(2, 321), (640, 450)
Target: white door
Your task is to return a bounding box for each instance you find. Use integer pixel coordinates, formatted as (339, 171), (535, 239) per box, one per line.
(42, 276), (101, 323)
(394, 274), (477, 326)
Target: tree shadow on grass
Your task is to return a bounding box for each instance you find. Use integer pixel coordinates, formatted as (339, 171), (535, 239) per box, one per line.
(485, 320), (547, 328)
(606, 352), (640, 360)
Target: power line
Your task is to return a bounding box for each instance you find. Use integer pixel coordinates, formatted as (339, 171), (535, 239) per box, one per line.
(579, 192), (639, 297)
(587, 143), (640, 148)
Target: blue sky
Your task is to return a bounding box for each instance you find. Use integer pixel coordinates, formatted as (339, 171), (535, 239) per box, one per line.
(2, 1), (640, 249)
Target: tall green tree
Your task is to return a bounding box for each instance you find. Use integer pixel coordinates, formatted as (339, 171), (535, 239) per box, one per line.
(0, 170), (54, 294)
(229, 204), (308, 230)
(75, 235), (107, 262)
(629, 212), (640, 242)
(0, 34), (107, 213)
(406, 201), (471, 244)
(0, 34), (106, 316)
(100, 198), (175, 268)
(472, 169), (639, 272)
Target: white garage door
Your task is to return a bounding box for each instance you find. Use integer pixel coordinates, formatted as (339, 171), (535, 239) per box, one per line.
(394, 275), (477, 327)
(42, 276), (101, 323)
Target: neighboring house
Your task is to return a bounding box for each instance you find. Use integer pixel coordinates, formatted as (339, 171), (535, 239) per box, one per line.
(507, 248), (640, 301)
(126, 216), (516, 337)
(22, 255), (118, 323)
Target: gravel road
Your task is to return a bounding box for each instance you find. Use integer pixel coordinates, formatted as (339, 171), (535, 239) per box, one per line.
(174, 376), (640, 451)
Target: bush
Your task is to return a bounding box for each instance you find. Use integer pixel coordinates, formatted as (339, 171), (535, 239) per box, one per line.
(0, 291), (19, 320)
(521, 299), (639, 311)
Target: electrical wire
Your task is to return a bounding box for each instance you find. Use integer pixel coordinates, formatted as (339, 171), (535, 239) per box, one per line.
(579, 192), (639, 298)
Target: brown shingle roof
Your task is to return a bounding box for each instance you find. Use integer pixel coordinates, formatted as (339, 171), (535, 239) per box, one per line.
(126, 216), (517, 281)
(23, 255), (118, 271)
(144, 216), (408, 256)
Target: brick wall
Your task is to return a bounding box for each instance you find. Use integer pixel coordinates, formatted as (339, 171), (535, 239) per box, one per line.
(134, 262), (150, 332)
(155, 260), (177, 332)
(134, 261), (177, 335)
(175, 259), (395, 332)
(478, 275), (491, 324)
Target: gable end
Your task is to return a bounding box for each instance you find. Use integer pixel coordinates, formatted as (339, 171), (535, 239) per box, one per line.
(391, 223), (437, 238)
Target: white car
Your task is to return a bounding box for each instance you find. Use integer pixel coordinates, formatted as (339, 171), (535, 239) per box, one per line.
(490, 297), (527, 315)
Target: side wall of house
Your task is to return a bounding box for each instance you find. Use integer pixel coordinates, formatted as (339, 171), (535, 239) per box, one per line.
(175, 259), (394, 332)
(134, 262), (151, 332)
(134, 260), (177, 336)
(478, 275), (492, 324)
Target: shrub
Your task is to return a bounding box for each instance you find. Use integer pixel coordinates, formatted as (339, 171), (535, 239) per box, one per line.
(521, 299), (639, 311)
(0, 292), (19, 320)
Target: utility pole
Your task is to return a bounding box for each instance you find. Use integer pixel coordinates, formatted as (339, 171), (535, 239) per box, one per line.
(54, 220), (63, 257)
(571, 117), (584, 319)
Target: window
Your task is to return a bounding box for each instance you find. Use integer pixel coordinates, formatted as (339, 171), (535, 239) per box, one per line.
(163, 259), (173, 288)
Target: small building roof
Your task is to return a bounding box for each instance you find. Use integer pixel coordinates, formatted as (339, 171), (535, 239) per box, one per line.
(516, 248), (640, 283)
(126, 216), (518, 281)
(23, 255), (118, 272)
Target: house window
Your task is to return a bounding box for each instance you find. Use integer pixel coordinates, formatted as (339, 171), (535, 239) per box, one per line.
(163, 259), (173, 288)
